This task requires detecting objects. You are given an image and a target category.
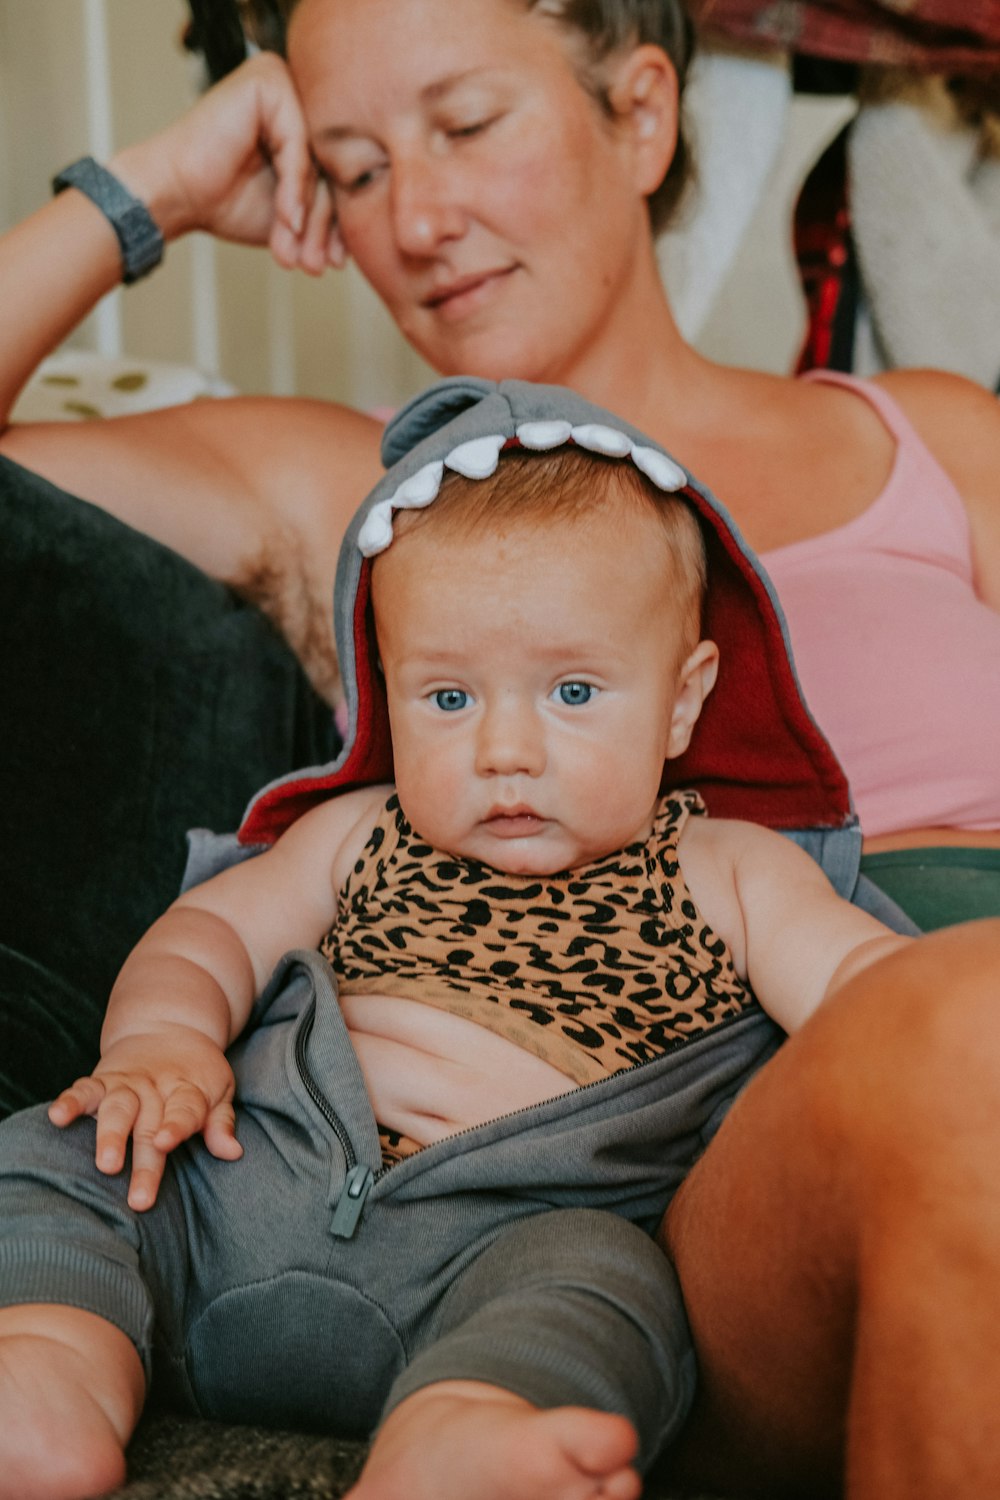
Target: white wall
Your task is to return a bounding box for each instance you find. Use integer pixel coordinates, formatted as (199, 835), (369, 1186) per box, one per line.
(0, 0), (852, 406)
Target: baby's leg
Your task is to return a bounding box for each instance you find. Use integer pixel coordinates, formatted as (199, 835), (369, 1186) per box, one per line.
(356, 1208), (694, 1500)
(0, 1303), (144, 1500)
(0, 1103), (159, 1496)
(349, 1379), (640, 1500)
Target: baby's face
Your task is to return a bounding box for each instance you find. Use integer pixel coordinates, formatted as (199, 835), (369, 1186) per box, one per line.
(371, 504), (709, 874)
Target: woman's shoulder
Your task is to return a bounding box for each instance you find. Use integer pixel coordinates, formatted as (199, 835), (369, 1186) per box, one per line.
(870, 369), (1000, 477)
(873, 369), (1000, 604)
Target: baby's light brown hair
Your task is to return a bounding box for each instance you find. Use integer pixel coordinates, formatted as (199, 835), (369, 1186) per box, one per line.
(384, 445), (707, 658)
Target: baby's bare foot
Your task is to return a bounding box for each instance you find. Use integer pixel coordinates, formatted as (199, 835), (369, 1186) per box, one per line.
(348, 1380), (642, 1500)
(0, 1306), (144, 1500)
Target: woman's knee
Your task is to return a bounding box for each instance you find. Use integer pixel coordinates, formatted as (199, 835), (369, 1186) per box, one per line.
(668, 918), (1000, 1247)
(775, 919), (1000, 1201)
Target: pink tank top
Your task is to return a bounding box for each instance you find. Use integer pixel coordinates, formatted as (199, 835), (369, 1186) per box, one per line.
(762, 372), (1000, 839)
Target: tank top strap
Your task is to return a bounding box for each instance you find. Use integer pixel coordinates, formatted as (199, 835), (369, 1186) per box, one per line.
(801, 368), (931, 442)
(795, 369), (969, 550)
(648, 789), (706, 861)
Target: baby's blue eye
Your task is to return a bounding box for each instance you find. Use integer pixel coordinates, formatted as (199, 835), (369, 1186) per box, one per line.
(434, 689), (469, 712)
(556, 682), (593, 706)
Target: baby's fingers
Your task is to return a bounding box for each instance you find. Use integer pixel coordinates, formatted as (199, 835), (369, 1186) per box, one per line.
(48, 1075), (109, 1128)
(151, 1082), (220, 1155)
(125, 1132), (171, 1213)
(93, 1084), (146, 1177)
(202, 1100), (244, 1164)
(125, 1083), (210, 1212)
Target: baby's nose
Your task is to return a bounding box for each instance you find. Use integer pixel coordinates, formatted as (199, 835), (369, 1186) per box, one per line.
(475, 699), (546, 777)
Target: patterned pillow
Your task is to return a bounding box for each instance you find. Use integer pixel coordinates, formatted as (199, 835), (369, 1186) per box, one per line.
(12, 350), (235, 422)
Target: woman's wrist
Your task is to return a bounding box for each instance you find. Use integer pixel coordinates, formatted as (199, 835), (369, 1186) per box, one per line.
(108, 139), (196, 243)
(52, 157), (164, 283)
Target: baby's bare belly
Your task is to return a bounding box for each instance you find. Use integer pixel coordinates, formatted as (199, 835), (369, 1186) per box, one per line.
(338, 992), (577, 1147)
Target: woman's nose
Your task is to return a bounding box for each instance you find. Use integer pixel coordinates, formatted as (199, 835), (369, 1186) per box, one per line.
(475, 700), (546, 778)
(390, 151), (467, 256)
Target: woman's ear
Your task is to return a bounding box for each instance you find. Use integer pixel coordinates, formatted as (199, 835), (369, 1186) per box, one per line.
(606, 44), (679, 198)
(665, 640), (719, 759)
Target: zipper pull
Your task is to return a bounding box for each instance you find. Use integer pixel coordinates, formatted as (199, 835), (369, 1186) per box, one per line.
(331, 1163), (374, 1239)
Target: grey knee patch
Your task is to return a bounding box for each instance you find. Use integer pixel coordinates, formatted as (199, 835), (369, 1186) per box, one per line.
(383, 1209), (695, 1471)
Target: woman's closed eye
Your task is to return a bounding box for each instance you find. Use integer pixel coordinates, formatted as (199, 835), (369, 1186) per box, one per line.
(553, 681), (595, 706)
(321, 146), (389, 196)
(444, 114), (499, 141)
(337, 163), (385, 195)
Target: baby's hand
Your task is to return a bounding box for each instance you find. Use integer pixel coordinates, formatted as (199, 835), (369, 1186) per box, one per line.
(48, 1028), (242, 1212)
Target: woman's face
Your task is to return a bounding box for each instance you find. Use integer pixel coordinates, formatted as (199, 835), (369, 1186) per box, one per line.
(288, 0), (659, 384)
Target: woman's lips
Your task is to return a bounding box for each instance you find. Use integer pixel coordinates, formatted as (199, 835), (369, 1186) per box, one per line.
(424, 265), (517, 319)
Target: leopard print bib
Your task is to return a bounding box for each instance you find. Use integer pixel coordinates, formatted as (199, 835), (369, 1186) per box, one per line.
(321, 791), (758, 1092)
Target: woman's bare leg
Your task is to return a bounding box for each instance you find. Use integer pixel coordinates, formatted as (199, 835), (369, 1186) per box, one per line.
(657, 919), (1000, 1500)
(0, 1304), (144, 1500)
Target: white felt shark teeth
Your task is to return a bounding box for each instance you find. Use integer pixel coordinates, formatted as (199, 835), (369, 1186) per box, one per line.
(358, 421), (689, 557)
(444, 434), (506, 478)
(357, 501), (396, 557)
(394, 460), (444, 508)
(568, 423), (633, 457)
(630, 446), (686, 491)
(515, 420), (573, 449)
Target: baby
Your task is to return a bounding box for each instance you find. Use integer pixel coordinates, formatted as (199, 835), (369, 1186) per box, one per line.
(0, 380), (907, 1500)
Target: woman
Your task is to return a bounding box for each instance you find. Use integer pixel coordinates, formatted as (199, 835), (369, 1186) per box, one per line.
(2, 4), (1000, 1491)
(3, 1), (997, 938)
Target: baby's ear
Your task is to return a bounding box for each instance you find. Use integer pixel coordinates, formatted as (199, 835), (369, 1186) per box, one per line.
(665, 641), (720, 759)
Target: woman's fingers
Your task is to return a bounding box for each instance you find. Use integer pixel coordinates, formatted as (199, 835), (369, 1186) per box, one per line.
(298, 175), (338, 274)
(327, 217), (347, 270)
(266, 100), (313, 240)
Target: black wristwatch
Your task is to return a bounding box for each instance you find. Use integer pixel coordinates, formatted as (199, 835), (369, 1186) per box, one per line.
(52, 156), (164, 284)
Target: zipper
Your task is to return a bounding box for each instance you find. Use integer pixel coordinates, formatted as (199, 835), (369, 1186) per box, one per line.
(360, 1003), (768, 1174)
(295, 999), (375, 1239)
(331, 1163), (375, 1238)
(295, 998), (357, 1166)
(295, 989), (765, 1237)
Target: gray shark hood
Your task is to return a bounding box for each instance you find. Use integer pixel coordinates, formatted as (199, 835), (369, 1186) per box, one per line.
(237, 378), (852, 847)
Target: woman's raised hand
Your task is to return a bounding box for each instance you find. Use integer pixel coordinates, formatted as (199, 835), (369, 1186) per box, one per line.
(111, 51), (345, 274)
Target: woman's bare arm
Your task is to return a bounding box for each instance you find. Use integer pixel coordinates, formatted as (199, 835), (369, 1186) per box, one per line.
(0, 54), (384, 630)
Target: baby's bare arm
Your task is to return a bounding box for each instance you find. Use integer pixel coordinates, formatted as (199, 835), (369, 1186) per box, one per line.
(678, 817), (911, 1034)
(49, 785), (388, 1208)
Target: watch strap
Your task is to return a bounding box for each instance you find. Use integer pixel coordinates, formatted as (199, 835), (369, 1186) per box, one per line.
(52, 156), (164, 284)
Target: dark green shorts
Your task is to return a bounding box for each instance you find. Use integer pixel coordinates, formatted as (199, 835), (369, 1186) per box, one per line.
(859, 848), (1000, 933)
